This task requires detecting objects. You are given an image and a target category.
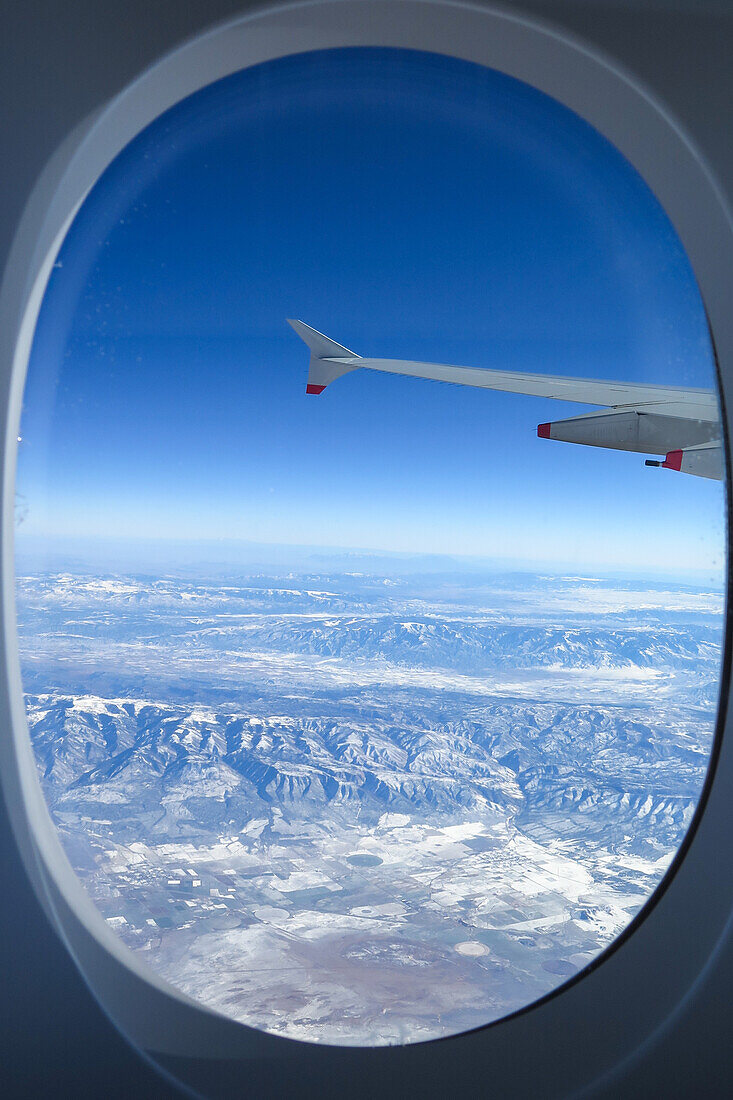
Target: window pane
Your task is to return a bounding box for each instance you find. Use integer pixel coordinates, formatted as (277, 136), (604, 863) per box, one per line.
(16, 48), (725, 1046)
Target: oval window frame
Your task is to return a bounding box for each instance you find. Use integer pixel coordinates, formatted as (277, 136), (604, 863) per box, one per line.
(0, 1), (731, 1095)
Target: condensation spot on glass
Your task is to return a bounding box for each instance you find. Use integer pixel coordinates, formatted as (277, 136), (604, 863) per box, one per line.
(15, 48), (726, 1046)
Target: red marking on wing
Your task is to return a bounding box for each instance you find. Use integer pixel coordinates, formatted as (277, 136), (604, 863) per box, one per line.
(306, 384), (326, 396)
(537, 423), (551, 439)
(662, 450), (683, 471)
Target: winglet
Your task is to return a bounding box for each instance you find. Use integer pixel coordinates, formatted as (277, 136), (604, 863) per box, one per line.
(287, 319), (362, 395)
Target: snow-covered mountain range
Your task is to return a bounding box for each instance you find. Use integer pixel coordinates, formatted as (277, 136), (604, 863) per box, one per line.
(16, 569), (724, 1044)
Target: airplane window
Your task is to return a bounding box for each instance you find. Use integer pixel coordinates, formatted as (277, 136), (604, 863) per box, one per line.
(15, 47), (725, 1046)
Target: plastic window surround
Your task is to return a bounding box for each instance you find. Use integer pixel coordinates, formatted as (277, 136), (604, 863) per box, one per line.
(0, 1), (730, 1095)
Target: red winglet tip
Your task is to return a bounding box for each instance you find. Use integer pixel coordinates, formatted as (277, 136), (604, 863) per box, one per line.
(306, 384), (326, 396)
(662, 449), (683, 471)
(537, 423), (551, 439)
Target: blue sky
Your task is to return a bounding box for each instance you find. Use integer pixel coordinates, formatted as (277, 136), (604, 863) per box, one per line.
(16, 48), (725, 577)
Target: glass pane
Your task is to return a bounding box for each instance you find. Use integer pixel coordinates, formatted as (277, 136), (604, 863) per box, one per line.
(16, 48), (725, 1046)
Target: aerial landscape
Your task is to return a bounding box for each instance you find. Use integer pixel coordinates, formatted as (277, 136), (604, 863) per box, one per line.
(14, 44), (727, 1048)
(18, 564), (722, 1043)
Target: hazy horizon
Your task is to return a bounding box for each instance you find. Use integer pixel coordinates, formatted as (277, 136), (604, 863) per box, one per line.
(13, 530), (727, 587)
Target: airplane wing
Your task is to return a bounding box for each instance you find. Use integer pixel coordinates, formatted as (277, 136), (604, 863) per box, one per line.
(287, 319), (722, 480)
